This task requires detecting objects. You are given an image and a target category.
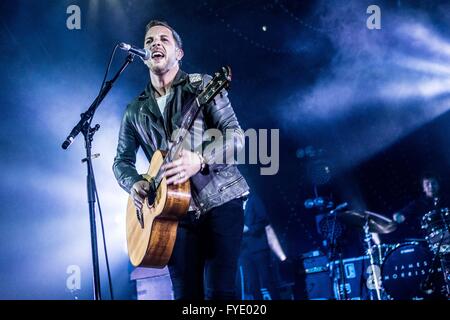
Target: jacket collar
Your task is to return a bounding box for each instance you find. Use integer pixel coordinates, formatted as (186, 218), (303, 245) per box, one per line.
(141, 69), (189, 99)
(136, 69), (189, 147)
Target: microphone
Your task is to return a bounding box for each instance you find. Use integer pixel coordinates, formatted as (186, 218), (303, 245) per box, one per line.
(62, 134), (75, 150)
(119, 42), (150, 61)
(329, 202), (348, 214)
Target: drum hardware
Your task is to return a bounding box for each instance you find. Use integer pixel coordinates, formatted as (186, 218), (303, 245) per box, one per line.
(421, 208), (450, 254)
(369, 243), (393, 265)
(421, 207), (450, 298)
(420, 230), (447, 296)
(439, 253), (450, 298)
(363, 219), (383, 300)
(334, 210), (399, 300)
(326, 209), (396, 299)
(319, 206), (450, 300)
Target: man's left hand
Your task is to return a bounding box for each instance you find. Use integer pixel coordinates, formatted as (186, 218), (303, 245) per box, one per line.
(162, 149), (201, 185)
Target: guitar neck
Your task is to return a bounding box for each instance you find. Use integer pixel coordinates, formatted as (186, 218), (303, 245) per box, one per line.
(154, 97), (203, 186)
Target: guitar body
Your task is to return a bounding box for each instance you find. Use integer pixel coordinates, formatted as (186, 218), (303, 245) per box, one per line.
(126, 150), (191, 268)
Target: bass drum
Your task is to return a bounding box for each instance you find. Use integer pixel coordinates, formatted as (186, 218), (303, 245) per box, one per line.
(381, 242), (445, 300)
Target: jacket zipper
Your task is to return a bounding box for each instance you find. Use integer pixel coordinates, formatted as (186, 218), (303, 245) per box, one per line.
(219, 176), (244, 192)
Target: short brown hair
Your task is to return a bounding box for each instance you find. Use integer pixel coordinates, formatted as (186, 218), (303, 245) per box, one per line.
(420, 172), (440, 184)
(145, 20), (183, 49)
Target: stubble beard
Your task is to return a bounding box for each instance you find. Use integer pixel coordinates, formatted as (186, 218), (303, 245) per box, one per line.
(149, 57), (177, 76)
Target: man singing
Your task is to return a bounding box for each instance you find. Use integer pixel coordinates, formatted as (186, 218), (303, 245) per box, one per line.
(113, 20), (249, 300)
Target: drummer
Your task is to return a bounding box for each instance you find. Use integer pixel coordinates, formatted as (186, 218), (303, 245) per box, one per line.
(390, 173), (448, 241)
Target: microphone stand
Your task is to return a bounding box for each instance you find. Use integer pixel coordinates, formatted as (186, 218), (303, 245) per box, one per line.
(62, 53), (135, 300)
(327, 205), (349, 300)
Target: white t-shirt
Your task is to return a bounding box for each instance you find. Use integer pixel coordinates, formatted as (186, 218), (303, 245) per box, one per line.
(156, 90), (173, 119)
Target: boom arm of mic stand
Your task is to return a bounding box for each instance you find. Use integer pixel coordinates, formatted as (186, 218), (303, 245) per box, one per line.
(61, 53), (135, 150)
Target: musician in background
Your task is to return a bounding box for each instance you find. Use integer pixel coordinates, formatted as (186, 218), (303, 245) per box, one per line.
(113, 20), (249, 300)
(392, 173), (448, 241)
(239, 194), (287, 300)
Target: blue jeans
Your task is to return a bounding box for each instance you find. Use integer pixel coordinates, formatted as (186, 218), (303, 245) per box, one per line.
(168, 198), (245, 300)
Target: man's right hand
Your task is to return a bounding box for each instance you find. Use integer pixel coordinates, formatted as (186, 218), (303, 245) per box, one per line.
(131, 180), (151, 211)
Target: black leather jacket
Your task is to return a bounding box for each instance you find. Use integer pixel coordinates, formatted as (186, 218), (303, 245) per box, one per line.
(113, 69), (249, 214)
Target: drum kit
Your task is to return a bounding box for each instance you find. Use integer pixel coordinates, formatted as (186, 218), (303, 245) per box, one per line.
(329, 207), (450, 300)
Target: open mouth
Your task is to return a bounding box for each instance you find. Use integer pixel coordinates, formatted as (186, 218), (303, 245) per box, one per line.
(151, 51), (165, 60)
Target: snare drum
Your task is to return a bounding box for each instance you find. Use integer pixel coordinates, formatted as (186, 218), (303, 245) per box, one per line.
(381, 242), (445, 300)
(421, 208), (450, 254)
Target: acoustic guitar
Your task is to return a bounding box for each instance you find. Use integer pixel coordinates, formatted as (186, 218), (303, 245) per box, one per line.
(126, 67), (232, 268)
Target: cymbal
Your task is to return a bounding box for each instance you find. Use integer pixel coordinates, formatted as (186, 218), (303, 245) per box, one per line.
(337, 210), (397, 234)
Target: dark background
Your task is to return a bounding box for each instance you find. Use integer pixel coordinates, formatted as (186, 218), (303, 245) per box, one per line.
(0, 0), (449, 299)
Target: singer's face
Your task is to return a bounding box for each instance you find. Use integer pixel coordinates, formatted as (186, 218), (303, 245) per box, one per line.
(144, 26), (183, 75)
(422, 178), (439, 198)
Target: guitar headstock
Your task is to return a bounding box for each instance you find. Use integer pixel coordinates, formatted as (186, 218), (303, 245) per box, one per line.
(198, 66), (232, 105)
